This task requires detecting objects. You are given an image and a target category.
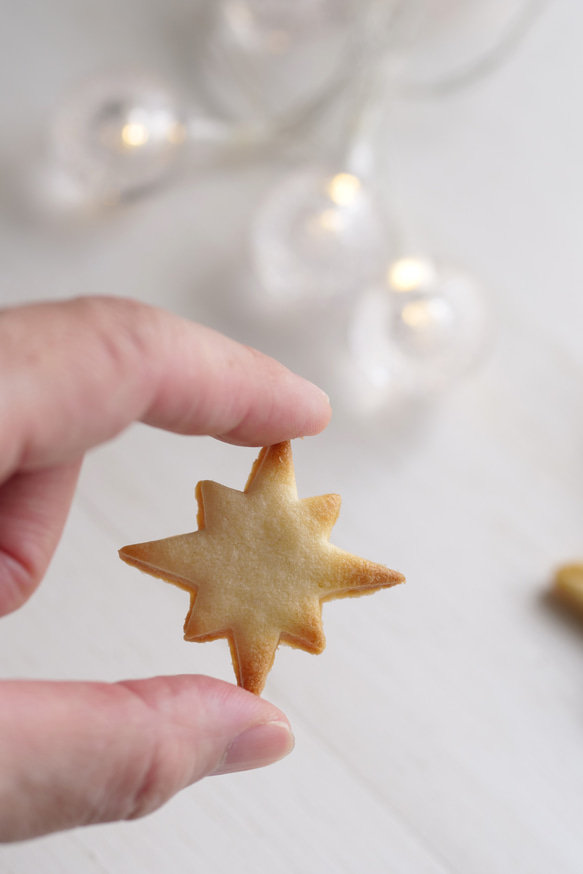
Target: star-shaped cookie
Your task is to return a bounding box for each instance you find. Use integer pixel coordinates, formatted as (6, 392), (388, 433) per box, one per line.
(554, 563), (583, 613)
(119, 441), (404, 695)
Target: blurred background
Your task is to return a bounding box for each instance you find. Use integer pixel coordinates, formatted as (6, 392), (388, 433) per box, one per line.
(2, 1), (583, 872)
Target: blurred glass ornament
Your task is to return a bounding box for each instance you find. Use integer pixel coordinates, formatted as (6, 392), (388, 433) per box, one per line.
(388, 0), (546, 96)
(32, 0), (402, 218)
(249, 0), (402, 306)
(48, 72), (187, 208)
(252, 167), (389, 305)
(248, 0), (543, 414)
(347, 255), (489, 405)
(195, 0), (390, 136)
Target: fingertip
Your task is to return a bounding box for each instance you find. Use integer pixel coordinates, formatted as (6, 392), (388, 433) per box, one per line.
(0, 675), (293, 840)
(215, 369), (332, 447)
(119, 675), (294, 790)
(211, 719), (295, 776)
(301, 380), (332, 436)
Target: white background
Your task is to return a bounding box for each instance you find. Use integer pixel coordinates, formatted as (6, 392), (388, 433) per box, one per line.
(1, 1), (583, 871)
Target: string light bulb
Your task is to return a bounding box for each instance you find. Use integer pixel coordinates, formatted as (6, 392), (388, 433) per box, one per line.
(49, 72), (187, 205)
(199, 0), (371, 132)
(252, 167), (388, 304)
(326, 172), (362, 206)
(120, 122), (150, 149)
(388, 256), (436, 293)
(348, 255), (489, 401)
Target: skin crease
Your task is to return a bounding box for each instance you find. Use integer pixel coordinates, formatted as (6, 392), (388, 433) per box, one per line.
(0, 296), (331, 843)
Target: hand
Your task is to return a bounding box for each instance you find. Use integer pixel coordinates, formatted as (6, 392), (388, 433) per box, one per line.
(0, 296), (331, 842)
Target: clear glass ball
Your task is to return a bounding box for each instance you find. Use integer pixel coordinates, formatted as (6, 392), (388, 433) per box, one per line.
(348, 255), (489, 401)
(50, 72), (186, 204)
(197, 0), (374, 129)
(252, 167), (390, 305)
(390, 0), (541, 95)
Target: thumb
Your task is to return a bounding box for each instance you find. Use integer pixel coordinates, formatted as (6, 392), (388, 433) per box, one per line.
(0, 675), (294, 842)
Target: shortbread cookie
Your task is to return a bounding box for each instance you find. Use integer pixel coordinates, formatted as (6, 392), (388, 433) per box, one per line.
(119, 441), (404, 695)
(553, 563), (583, 613)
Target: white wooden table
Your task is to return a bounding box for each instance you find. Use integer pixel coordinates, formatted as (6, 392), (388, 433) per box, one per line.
(1, 2), (583, 871)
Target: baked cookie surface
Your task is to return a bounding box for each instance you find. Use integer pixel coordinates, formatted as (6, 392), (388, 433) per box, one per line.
(554, 563), (583, 613)
(119, 441), (404, 694)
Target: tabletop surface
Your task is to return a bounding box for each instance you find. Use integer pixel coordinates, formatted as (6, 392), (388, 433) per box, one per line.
(1, 2), (583, 872)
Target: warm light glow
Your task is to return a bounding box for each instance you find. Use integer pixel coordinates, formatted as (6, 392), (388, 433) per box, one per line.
(307, 209), (345, 237)
(167, 122), (186, 145)
(319, 208), (345, 232)
(401, 298), (452, 330)
(326, 173), (361, 206)
(121, 122), (149, 148)
(401, 300), (433, 329)
(388, 257), (435, 293)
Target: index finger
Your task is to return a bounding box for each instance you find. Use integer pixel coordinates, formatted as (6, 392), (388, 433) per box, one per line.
(0, 296), (331, 480)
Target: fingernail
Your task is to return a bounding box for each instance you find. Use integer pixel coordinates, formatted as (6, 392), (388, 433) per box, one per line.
(212, 721), (295, 776)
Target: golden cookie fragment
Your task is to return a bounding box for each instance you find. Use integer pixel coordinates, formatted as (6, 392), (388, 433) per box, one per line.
(553, 563), (583, 614)
(119, 441), (404, 694)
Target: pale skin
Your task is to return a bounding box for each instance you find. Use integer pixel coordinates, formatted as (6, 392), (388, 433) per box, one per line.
(0, 295), (332, 842)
